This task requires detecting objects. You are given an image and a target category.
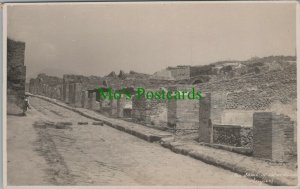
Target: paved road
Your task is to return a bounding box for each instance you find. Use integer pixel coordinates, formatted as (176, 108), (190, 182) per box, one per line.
(7, 97), (265, 186)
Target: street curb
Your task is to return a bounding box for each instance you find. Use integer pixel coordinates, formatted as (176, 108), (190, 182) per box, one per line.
(29, 94), (297, 186)
(29, 94), (170, 143)
(159, 139), (295, 186)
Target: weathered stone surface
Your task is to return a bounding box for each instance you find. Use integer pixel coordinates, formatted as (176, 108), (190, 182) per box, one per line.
(7, 39), (26, 115)
(253, 112), (294, 162)
(198, 93), (212, 143)
(213, 124), (241, 147)
(87, 91), (99, 111)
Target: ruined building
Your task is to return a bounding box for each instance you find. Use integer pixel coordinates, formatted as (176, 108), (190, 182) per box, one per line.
(7, 38), (26, 115)
(28, 55), (297, 161)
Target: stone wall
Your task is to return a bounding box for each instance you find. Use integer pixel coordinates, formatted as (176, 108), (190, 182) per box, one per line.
(196, 64), (296, 143)
(253, 112), (294, 162)
(166, 85), (201, 132)
(213, 125), (241, 147)
(87, 91), (99, 110)
(110, 99), (118, 117)
(7, 39), (26, 115)
(212, 125), (253, 149)
(145, 99), (167, 126)
(117, 97), (132, 118)
(29, 74), (63, 100)
(72, 83), (82, 107)
(131, 94), (167, 126)
(198, 93), (212, 143)
(131, 95), (146, 122)
(167, 66), (190, 80)
(198, 64), (296, 114)
(190, 65), (215, 78)
(240, 127), (253, 148)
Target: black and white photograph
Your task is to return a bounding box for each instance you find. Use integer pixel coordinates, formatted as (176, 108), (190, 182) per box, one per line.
(4, 1), (298, 187)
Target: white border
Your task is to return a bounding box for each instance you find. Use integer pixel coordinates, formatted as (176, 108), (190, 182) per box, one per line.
(3, 3), (7, 189)
(2, 1), (299, 189)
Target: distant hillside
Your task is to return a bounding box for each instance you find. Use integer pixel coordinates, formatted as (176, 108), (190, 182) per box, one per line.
(190, 56), (296, 82)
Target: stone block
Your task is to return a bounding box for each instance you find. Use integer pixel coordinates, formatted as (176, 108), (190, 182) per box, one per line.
(198, 93), (212, 143)
(253, 112), (295, 162)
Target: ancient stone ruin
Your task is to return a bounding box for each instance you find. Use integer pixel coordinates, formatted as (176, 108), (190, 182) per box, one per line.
(28, 56), (297, 162)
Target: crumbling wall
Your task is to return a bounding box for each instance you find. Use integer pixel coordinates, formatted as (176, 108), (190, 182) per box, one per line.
(7, 39), (26, 115)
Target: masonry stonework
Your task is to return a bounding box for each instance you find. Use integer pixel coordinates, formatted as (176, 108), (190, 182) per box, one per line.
(7, 39), (26, 115)
(198, 93), (212, 143)
(167, 85), (200, 131)
(253, 112), (294, 162)
(88, 91), (99, 111)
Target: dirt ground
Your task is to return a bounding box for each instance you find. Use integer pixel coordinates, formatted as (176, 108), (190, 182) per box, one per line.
(7, 97), (265, 186)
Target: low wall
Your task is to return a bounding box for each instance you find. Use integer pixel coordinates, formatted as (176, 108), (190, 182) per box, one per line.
(213, 125), (241, 147)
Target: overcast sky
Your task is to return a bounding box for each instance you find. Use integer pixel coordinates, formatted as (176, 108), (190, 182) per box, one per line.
(7, 2), (296, 80)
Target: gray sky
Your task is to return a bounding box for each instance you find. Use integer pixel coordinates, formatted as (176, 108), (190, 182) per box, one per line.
(7, 2), (296, 80)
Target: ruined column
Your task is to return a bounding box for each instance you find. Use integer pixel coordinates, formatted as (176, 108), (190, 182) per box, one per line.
(253, 112), (294, 162)
(198, 93), (212, 143)
(99, 97), (103, 110)
(83, 90), (89, 108)
(58, 84), (63, 100)
(117, 97), (125, 117)
(29, 79), (35, 94)
(167, 86), (177, 128)
(116, 95), (132, 118)
(132, 95), (146, 122)
(80, 90), (85, 108)
(63, 83), (70, 103)
(88, 91), (99, 111)
(110, 99), (118, 117)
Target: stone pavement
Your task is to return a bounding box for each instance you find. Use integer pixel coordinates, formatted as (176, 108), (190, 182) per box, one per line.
(29, 93), (297, 186)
